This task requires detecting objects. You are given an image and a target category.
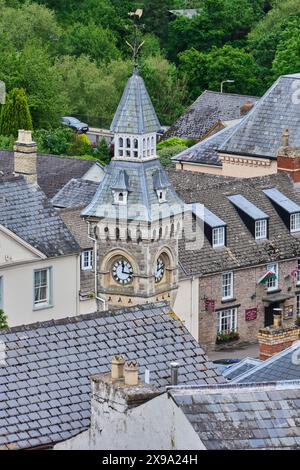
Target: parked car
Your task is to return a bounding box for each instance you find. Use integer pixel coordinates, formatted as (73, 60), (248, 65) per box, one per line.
(61, 117), (89, 133)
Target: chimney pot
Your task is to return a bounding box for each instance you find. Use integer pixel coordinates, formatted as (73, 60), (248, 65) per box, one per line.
(282, 128), (289, 147)
(111, 355), (125, 380)
(170, 362), (180, 385)
(124, 360), (139, 386)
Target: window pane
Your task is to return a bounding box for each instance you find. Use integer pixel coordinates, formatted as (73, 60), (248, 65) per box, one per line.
(291, 213), (300, 232)
(218, 309), (237, 334)
(267, 263), (278, 290)
(255, 220), (267, 239)
(222, 272), (233, 299)
(213, 227), (225, 247)
(34, 269), (49, 305)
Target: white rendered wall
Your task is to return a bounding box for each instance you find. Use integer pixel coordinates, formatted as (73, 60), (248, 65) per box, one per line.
(173, 278), (199, 341)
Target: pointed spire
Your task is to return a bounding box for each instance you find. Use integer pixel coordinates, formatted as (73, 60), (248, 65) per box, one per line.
(110, 71), (161, 134)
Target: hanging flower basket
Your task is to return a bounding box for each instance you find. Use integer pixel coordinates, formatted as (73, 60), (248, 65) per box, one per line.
(216, 331), (240, 345)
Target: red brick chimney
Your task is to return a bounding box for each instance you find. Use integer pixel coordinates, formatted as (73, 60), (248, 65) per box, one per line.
(258, 313), (300, 361)
(277, 129), (300, 183)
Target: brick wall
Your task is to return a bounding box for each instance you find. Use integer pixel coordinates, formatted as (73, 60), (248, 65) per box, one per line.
(258, 326), (300, 360)
(198, 259), (298, 351)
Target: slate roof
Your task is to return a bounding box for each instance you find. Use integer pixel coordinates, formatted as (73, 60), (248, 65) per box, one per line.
(82, 158), (185, 223)
(0, 302), (223, 450)
(223, 358), (262, 381)
(233, 341), (300, 384)
(167, 170), (300, 276)
(163, 91), (259, 141)
(0, 176), (79, 257)
(172, 123), (238, 166)
(51, 178), (98, 209)
(220, 73), (300, 158)
(170, 381), (300, 450)
(0, 151), (97, 199)
(110, 68), (161, 134)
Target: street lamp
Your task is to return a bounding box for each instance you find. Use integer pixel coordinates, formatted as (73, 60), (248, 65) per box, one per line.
(220, 80), (235, 93)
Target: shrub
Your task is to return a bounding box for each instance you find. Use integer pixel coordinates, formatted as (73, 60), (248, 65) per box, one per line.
(0, 309), (8, 330)
(158, 144), (188, 167)
(0, 134), (15, 150)
(34, 127), (74, 155)
(157, 137), (191, 150)
(95, 138), (111, 165)
(216, 331), (240, 344)
(0, 88), (32, 138)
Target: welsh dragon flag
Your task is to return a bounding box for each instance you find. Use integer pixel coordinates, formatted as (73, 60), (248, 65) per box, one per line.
(257, 270), (277, 285)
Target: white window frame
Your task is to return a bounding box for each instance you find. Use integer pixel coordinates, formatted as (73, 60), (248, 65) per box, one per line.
(213, 227), (225, 248)
(81, 250), (93, 271)
(34, 268), (51, 309)
(255, 219), (267, 240)
(217, 308), (238, 334)
(266, 262), (278, 291)
(291, 213), (300, 233)
(221, 271), (234, 300)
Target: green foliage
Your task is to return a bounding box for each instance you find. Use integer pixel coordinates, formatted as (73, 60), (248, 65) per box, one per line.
(96, 138), (111, 165)
(157, 137), (191, 150)
(272, 17), (300, 77)
(34, 127), (74, 155)
(179, 45), (262, 99)
(0, 309), (8, 330)
(216, 330), (240, 344)
(158, 144), (188, 167)
(0, 134), (15, 150)
(0, 88), (32, 137)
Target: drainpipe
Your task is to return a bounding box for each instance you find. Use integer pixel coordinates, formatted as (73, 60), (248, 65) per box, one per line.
(87, 221), (106, 311)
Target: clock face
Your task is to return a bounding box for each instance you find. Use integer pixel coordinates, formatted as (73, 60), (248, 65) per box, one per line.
(112, 258), (133, 285)
(155, 257), (165, 284)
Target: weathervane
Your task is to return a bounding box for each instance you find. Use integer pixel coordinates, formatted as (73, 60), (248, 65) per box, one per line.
(127, 9), (145, 69)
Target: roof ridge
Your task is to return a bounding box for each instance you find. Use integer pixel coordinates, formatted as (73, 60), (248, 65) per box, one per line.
(0, 301), (169, 335)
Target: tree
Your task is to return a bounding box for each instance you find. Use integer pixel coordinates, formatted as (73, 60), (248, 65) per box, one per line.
(141, 55), (188, 124)
(0, 88), (32, 137)
(61, 22), (120, 64)
(167, 0), (265, 61)
(272, 17), (300, 77)
(143, 0), (172, 46)
(0, 309), (8, 330)
(179, 45), (263, 100)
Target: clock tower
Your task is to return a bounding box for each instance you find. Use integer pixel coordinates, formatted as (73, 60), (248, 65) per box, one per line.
(82, 67), (185, 310)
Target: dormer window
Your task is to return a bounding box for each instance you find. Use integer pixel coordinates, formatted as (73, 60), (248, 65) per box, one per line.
(113, 190), (127, 205)
(228, 195), (269, 241)
(255, 219), (267, 240)
(112, 170), (129, 206)
(263, 188), (300, 235)
(202, 207), (227, 248)
(291, 213), (300, 233)
(213, 226), (225, 248)
(157, 189), (167, 203)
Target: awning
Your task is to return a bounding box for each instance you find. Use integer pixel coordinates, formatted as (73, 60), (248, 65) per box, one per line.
(262, 293), (294, 304)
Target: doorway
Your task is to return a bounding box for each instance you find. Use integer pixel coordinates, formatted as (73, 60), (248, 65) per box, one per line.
(264, 302), (280, 327)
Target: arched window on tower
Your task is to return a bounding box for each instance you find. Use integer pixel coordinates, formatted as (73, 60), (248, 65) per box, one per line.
(151, 136), (155, 156)
(143, 138), (146, 158)
(147, 137), (150, 156)
(133, 138), (138, 158)
(118, 137), (124, 157)
(126, 138), (131, 157)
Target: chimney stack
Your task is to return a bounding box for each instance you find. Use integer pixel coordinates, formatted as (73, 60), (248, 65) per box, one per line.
(90, 356), (160, 420)
(14, 130), (38, 185)
(258, 318), (300, 361)
(277, 128), (300, 183)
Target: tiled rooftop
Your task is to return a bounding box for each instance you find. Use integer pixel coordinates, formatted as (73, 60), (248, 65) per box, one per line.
(163, 90), (259, 141)
(233, 341), (300, 384)
(0, 302), (223, 449)
(51, 178), (98, 209)
(170, 380), (300, 449)
(220, 73), (300, 158)
(0, 176), (79, 257)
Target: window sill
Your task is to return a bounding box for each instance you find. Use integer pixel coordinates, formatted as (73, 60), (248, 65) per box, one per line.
(33, 304), (53, 312)
(221, 298), (236, 304)
(82, 267), (93, 272)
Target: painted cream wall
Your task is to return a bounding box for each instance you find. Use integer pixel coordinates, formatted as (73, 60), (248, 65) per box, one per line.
(175, 162), (222, 175)
(1, 254), (80, 327)
(174, 278), (199, 341)
(55, 393), (205, 451)
(220, 153), (278, 178)
(0, 229), (41, 264)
